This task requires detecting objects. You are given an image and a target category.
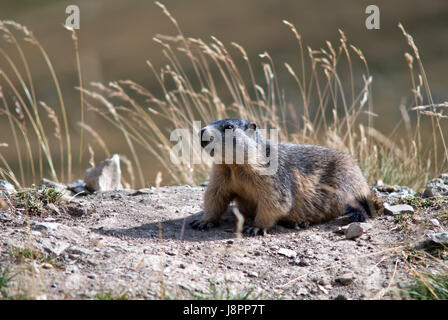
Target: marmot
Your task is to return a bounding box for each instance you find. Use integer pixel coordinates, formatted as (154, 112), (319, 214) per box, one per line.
(190, 119), (382, 236)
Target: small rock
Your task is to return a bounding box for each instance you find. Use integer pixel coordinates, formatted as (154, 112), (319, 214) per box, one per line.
(375, 180), (384, 187)
(0, 180), (16, 196)
(295, 287), (309, 297)
(335, 272), (355, 286)
(0, 198), (8, 211)
(422, 187), (435, 198)
(247, 271), (258, 278)
(165, 249), (178, 256)
(31, 222), (60, 232)
(413, 232), (448, 250)
(303, 249), (314, 256)
(428, 232), (448, 245)
(425, 174), (448, 197)
(84, 154), (123, 192)
(41, 263), (54, 269)
(345, 223), (363, 240)
(309, 275), (330, 286)
(376, 185), (399, 193)
(291, 258), (310, 267)
(383, 204), (414, 216)
(334, 226), (348, 235)
(277, 248), (297, 259)
(430, 219), (440, 227)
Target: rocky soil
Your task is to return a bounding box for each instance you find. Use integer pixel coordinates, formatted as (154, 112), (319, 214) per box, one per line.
(0, 176), (448, 300)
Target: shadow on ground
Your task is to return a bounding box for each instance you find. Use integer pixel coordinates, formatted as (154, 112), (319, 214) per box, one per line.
(91, 210), (352, 242)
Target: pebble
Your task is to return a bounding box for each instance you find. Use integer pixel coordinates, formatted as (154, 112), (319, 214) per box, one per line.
(345, 223), (363, 240)
(165, 249), (178, 256)
(383, 204), (414, 216)
(303, 249), (314, 256)
(422, 187), (435, 198)
(291, 258), (310, 267)
(429, 219), (440, 227)
(41, 263), (54, 269)
(31, 222), (60, 232)
(428, 232), (448, 245)
(277, 248), (297, 259)
(0, 180), (16, 196)
(309, 274), (330, 286)
(247, 271), (258, 278)
(295, 287), (309, 297)
(335, 272), (355, 286)
(425, 174), (448, 197)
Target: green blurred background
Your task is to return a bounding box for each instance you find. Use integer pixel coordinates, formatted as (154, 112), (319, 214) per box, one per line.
(1, 0), (447, 186)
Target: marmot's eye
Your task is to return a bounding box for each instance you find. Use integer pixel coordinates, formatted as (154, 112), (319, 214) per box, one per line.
(223, 124), (234, 130)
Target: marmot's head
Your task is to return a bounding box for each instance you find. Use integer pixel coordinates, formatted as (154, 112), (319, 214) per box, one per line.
(199, 119), (263, 163)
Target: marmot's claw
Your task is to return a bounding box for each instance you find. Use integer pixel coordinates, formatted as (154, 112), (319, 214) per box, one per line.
(190, 219), (218, 231)
(243, 226), (267, 237)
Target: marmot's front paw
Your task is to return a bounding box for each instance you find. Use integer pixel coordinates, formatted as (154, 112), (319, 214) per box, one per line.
(242, 226), (267, 237)
(190, 219), (219, 231)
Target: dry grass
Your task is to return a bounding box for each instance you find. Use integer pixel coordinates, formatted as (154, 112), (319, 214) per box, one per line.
(0, 3), (447, 190)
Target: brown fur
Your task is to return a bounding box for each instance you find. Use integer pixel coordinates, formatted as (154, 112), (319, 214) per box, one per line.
(193, 119), (382, 234)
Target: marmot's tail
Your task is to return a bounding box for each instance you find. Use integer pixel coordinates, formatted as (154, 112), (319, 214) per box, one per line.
(345, 192), (383, 222)
(359, 192), (384, 219)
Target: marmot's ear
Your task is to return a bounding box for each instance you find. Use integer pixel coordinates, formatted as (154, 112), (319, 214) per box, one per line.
(248, 122), (257, 130)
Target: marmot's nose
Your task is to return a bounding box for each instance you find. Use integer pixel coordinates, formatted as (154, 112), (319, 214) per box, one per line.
(200, 128), (214, 148)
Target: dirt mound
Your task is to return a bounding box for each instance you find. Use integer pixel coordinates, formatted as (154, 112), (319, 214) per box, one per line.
(0, 185), (447, 299)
